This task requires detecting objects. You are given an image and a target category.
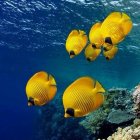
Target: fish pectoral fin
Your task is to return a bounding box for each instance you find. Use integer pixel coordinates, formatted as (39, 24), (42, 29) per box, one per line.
(74, 109), (82, 117)
(48, 74), (56, 86)
(94, 81), (106, 93)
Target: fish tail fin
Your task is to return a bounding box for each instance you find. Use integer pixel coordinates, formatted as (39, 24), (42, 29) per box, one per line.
(49, 74), (57, 86)
(121, 12), (131, 21)
(95, 81), (106, 93)
(121, 19), (133, 35)
(120, 13), (133, 35)
(82, 35), (88, 46)
(93, 92), (104, 109)
(47, 74), (57, 100)
(79, 30), (86, 36)
(78, 30), (88, 46)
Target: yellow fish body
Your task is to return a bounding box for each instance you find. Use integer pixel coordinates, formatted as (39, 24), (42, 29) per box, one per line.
(26, 71), (57, 106)
(85, 44), (101, 62)
(101, 12), (133, 48)
(66, 30), (88, 58)
(63, 77), (105, 118)
(89, 22), (103, 48)
(103, 45), (118, 60)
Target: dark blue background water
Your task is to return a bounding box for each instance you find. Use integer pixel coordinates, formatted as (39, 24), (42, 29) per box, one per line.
(0, 0), (140, 139)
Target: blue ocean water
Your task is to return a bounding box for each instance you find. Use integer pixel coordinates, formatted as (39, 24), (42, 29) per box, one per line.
(0, 0), (140, 140)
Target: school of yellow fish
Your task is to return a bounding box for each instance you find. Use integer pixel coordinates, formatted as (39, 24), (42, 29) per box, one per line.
(66, 12), (133, 61)
(25, 12), (133, 118)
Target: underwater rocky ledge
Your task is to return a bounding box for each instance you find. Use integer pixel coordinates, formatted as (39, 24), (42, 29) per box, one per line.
(37, 86), (140, 140)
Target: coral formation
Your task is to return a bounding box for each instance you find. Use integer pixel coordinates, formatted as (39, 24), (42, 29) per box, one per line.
(79, 109), (108, 135)
(106, 119), (140, 140)
(107, 110), (135, 124)
(38, 87), (139, 140)
(79, 88), (136, 139)
(79, 88), (135, 139)
(132, 84), (140, 118)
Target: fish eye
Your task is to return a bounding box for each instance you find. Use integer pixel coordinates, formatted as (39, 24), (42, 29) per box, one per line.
(69, 50), (75, 56)
(66, 108), (74, 117)
(105, 37), (112, 45)
(92, 44), (96, 48)
(86, 57), (91, 62)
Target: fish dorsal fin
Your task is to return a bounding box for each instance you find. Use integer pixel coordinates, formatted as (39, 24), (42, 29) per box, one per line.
(32, 71), (48, 80)
(91, 22), (102, 31)
(94, 80), (105, 93)
(68, 30), (79, 38)
(72, 77), (96, 90)
(104, 12), (122, 23)
(48, 74), (57, 86)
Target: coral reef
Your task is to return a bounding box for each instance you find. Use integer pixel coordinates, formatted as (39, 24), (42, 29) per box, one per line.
(106, 119), (140, 140)
(107, 109), (135, 124)
(37, 87), (139, 140)
(79, 88), (135, 139)
(132, 84), (140, 118)
(79, 109), (108, 135)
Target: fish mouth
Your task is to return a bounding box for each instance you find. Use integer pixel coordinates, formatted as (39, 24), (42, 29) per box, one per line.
(86, 57), (91, 62)
(70, 55), (75, 58)
(28, 97), (35, 106)
(28, 102), (33, 106)
(64, 113), (71, 118)
(69, 51), (75, 58)
(106, 57), (110, 60)
(91, 44), (96, 48)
